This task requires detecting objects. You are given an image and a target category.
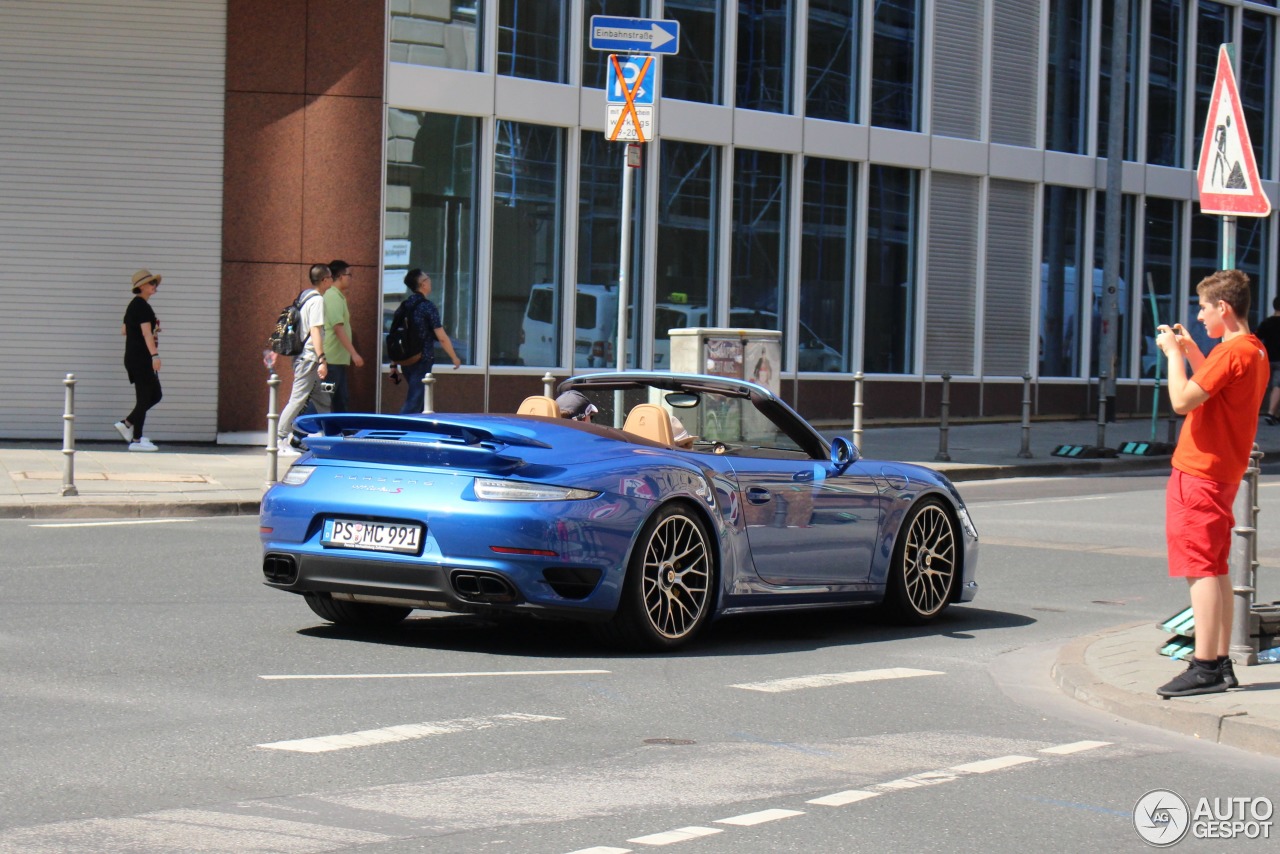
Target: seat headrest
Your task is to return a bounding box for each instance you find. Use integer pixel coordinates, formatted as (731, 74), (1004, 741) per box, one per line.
(516, 395), (560, 417)
(623, 403), (675, 446)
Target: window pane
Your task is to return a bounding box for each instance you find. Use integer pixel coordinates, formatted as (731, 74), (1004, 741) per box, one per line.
(1187, 215), (1266, 343)
(390, 1), (483, 71)
(656, 141), (720, 363)
(497, 0), (566, 82)
(805, 0), (859, 122)
(729, 149), (790, 366)
(578, 134), (646, 368)
(1046, 0), (1089, 154)
(865, 165), (917, 373)
(800, 157), (854, 373)
(1241, 10), (1274, 179)
(493, 122), (565, 366)
(871, 0), (919, 131)
(384, 111), (478, 365)
(1141, 198), (1181, 378)
(1239, 217), (1270, 328)
(1040, 185), (1087, 377)
(1097, 0), (1140, 159)
(1146, 1), (1186, 167)
(1092, 194), (1134, 377)
(1193, 2), (1233, 166)
(582, 0), (651, 90)
(663, 0), (723, 104)
(736, 0), (793, 113)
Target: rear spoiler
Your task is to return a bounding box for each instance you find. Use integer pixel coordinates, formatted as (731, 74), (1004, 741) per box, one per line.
(291, 413), (551, 473)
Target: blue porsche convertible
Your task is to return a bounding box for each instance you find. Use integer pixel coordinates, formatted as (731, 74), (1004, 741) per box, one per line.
(260, 372), (978, 650)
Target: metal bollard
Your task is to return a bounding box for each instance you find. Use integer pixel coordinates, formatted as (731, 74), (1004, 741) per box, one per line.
(1095, 371), (1108, 448)
(1018, 372), (1033, 458)
(934, 372), (951, 462)
(61, 373), (78, 497)
(422, 371), (435, 414)
(851, 371), (864, 454)
(542, 372), (556, 398)
(265, 371), (280, 486)
(1229, 443), (1263, 665)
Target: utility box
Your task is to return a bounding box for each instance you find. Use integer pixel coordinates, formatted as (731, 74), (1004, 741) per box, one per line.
(667, 327), (781, 443)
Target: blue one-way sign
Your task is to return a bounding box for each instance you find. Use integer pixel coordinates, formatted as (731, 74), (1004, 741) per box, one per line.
(589, 16), (680, 55)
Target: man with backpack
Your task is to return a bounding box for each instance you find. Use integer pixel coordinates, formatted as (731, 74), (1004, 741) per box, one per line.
(390, 269), (461, 414)
(275, 263), (332, 452)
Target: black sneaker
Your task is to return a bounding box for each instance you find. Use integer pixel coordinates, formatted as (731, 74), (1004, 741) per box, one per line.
(1219, 656), (1239, 689)
(1265, 414), (1279, 426)
(1157, 658), (1227, 698)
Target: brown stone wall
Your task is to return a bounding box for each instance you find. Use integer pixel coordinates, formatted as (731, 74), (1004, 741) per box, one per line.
(219, 0), (385, 432)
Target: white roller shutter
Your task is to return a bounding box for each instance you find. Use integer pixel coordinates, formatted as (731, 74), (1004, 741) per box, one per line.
(989, 0), (1041, 147)
(924, 172), (979, 375)
(931, 0), (985, 140)
(0, 0), (225, 441)
(983, 178), (1035, 375)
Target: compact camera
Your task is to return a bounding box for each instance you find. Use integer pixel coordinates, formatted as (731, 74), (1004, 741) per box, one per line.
(318, 382), (336, 394)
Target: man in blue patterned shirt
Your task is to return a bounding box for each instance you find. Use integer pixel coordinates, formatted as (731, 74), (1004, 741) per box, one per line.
(396, 269), (462, 414)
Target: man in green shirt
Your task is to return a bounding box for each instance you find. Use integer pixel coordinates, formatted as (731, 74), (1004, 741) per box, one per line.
(322, 259), (365, 412)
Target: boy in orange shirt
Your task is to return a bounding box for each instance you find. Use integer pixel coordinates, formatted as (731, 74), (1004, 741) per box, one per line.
(1155, 270), (1269, 698)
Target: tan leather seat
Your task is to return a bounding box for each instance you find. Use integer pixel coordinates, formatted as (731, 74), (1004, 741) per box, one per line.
(623, 403), (674, 446)
(516, 395), (560, 417)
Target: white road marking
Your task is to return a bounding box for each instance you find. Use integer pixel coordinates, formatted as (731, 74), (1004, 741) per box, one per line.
(1039, 740), (1112, 755)
(259, 669), (611, 681)
(30, 518), (196, 528)
(628, 826), (722, 846)
(807, 789), (881, 807)
(951, 755), (1038, 774)
(875, 770), (960, 790)
(975, 495), (1109, 509)
(256, 712), (563, 753)
(714, 808), (804, 826)
(567, 848), (632, 854)
(731, 668), (943, 693)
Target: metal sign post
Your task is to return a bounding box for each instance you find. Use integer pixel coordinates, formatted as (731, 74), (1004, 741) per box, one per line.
(615, 143), (640, 426)
(592, 19), (678, 426)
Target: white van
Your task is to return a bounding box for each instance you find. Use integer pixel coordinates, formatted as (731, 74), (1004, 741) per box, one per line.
(518, 283), (618, 368)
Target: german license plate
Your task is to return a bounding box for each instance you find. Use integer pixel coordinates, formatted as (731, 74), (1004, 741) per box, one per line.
(322, 519), (422, 554)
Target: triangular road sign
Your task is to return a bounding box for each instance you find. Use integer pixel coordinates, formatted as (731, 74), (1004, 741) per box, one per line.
(1196, 44), (1271, 217)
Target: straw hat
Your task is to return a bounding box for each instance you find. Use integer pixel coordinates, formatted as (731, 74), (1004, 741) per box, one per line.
(131, 269), (161, 291)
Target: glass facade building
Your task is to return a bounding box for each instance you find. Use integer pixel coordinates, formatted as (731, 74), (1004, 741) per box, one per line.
(386, 0), (1280, 418)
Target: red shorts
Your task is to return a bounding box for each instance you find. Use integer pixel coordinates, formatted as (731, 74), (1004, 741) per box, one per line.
(1166, 468), (1238, 578)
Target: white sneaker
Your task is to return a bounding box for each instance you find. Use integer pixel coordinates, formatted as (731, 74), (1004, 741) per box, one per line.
(113, 420), (134, 443)
(128, 438), (158, 452)
(276, 443), (300, 456)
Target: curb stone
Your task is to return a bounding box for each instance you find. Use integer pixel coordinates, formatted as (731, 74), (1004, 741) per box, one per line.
(1052, 624), (1280, 759)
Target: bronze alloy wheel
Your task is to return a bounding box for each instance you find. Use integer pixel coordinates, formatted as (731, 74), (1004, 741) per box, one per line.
(887, 499), (958, 622)
(639, 511), (712, 639)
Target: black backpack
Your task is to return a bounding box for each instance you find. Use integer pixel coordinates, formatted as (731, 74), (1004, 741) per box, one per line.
(268, 292), (320, 357)
(385, 299), (423, 366)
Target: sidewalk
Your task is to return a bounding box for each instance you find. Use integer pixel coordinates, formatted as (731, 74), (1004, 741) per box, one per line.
(2, 416), (1278, 757)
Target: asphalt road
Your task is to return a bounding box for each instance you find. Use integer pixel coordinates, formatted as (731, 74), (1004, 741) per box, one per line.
(2, 472), (1279, 852)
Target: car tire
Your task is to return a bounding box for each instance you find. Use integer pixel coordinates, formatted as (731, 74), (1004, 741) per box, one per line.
(596, 503), (716, 651)
(883, 498), (958, 624)
(304, 592), (411, 627)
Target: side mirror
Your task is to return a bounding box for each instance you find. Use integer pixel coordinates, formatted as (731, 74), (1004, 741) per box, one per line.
(829, 436), (857, 473)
